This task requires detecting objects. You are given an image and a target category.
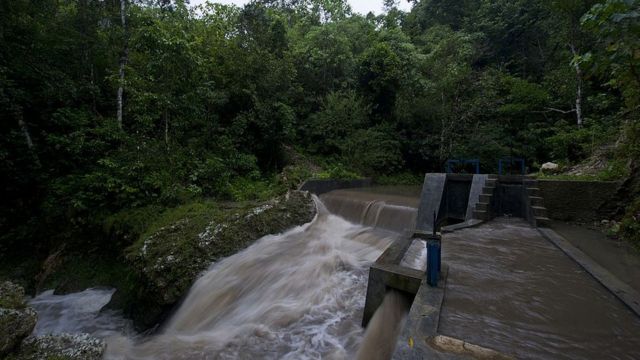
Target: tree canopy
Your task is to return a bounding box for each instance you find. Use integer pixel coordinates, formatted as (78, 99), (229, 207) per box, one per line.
(1, 0), (639, 254)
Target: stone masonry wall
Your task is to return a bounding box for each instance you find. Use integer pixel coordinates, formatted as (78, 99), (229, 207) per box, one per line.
(538, 180), (620, 222)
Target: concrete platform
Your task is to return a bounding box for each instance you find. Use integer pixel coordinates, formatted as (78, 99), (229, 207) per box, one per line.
(394, 218), (640, 359)
(539, 227), (640, 317)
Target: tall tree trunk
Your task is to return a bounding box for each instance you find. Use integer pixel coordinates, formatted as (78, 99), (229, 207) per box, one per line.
(164, 109), (169, 151)
(117, 0), (127, 129)
(570, 44), (583, 128)
(17, 110), (41, 167)
(439, 91), (446, 163)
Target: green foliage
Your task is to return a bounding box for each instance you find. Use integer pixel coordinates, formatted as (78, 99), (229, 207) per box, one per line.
(1, 0), (639, 280)
(581, 0), (640, 108)
(307, 90), (368, 155)
(343, 125), (404, 175)
(620, 198), (640, 249)
(103, 205), (164, 249)
(225, 177), (280, 202)
(620, 116), (640, 161)
(548, 121), (603, 162)
(278, 164), (314, 190)
(314, 163), (361, 180)
(39, 256), (137, 297)
(358, 42), (402, 119)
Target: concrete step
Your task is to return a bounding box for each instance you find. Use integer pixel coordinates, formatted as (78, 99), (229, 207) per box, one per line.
(531, 206), (548, 217)
(482, 186), (495, 195)
(529, 196), (544, 207)
(485, 179), (497, 187)
(535, 216), (551, 227)
(527, 187), (540, 196)
(473, 209), (490, 221)
(478, 194), (492, 203)
(475, 202), (490, 212)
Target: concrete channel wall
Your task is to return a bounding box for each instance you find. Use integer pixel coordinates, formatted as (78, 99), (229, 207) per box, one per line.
(538, 180), (620, 222)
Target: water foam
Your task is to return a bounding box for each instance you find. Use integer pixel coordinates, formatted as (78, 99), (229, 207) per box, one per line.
(105, 204), (398, 359)
(29, 288), (131, 338)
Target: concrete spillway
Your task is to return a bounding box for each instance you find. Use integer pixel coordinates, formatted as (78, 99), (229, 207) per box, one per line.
(320, 187), (420, 233)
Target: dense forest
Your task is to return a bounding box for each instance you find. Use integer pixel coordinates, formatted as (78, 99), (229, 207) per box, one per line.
(1, 0), (639, 283)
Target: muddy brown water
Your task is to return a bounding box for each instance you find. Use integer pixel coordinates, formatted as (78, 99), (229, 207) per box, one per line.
(320, 188), (420, 233)
(104, 191), (417, 360)
(439, 218), (640, 360)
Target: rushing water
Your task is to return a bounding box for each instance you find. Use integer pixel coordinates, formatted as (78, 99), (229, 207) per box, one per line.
(399, 239), (427, 272)
(321, 188), (419, 233)
(102, 197), (410, 360)
(28, 288), (132, 338)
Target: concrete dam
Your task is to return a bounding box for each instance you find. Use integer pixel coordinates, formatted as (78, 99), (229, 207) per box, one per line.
(28, 175), (640, 359)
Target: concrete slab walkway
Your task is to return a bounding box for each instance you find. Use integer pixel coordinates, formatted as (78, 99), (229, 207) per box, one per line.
(405, 218), (640, 360)
(549, 221), (640, 293)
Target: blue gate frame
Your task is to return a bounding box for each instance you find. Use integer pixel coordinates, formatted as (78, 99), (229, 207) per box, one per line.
(445, 159), (480, 174)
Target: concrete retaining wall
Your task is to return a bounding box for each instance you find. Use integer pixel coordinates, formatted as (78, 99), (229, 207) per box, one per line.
(298, 178), (373, 195)
(538, 180), (620, 222)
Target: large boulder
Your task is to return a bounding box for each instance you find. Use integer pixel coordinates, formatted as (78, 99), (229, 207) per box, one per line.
(124, 190), (317, 328)
(541, 162), (560, 174)
(9, 333), (105, 360)
(0, 281), (37, 355)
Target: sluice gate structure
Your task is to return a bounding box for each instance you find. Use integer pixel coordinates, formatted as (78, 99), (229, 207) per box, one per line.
(300, 174), (640, 359)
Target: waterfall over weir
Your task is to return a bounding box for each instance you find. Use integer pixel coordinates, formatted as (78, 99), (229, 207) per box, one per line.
(320, 188), (419, 233)
(103, 191), (418, 360)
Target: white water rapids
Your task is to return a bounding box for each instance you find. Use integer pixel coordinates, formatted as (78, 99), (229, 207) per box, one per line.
(29, 288), (132, 338)
(30, 196), (419, 359)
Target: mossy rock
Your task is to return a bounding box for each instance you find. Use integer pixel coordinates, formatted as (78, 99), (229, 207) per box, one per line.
(0, 281), (26, 309)
(0, 282), (37, 356)
(7, 333), (105, 360)
(124, 191), (316, 329)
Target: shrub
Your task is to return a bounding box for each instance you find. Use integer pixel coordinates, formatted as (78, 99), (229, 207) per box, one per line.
(620, 198), (640, 250)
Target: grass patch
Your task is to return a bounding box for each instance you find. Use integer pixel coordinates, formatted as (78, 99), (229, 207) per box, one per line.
(535, 158), (629, 181)
(535, 173), (605, 181)
(312, 163), (362, 180)
(135, 200), (221, 245)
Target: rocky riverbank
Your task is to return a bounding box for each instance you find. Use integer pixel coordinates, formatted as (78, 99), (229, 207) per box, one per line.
(1, 190), (317, 348)
(119, 190), (317, 328)
(0, 281), (105, 360)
